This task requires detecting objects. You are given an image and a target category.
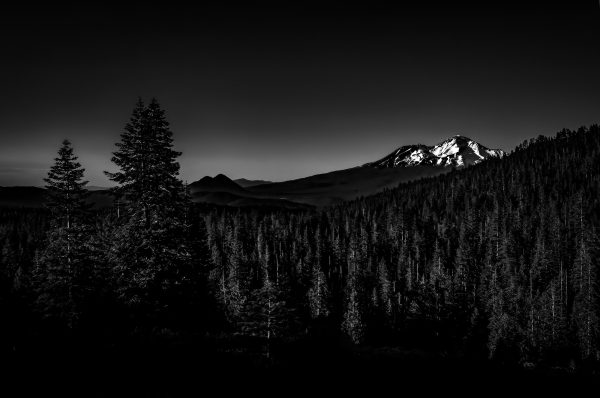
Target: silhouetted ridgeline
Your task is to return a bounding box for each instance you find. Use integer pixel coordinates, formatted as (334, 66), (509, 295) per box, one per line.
(2, 121), (600, 392)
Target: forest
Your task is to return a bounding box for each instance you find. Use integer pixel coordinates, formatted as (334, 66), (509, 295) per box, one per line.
(1, 100), (599, 390)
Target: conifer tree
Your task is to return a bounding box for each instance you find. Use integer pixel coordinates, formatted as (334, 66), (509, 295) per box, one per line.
(375, 259), (393, 319)
(106, 98), (185, 221)
(238, 278), (295, 358)
(572, 228), (599, 359)
(36, 140), (91, 329)
(342, 271), (365, 344)
(307, 263), (330, 319)
(430, 238), (449, 319)
(105, 99), (193, 330)
(44, 139), (89, 228)
(105, 99), (145, 207)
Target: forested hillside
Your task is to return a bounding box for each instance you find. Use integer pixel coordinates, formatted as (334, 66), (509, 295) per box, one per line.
(1, 101), (599, 379)
(200, 125), (600, 365)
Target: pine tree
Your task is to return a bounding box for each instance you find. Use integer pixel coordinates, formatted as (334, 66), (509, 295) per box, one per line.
(44, 139), (89, 228)
(238, 278), (295, 358)
(36, 140), (92, 329)
(572, 228), (599, 360)
(223, 222), (246, 320)
(375, 259), (393, 319)
(206, 220), (229, 311)
(342, 271), (365, 344)
(307, 263), (330, 319)
(430, 238), (449, 320)
(106, 98), (184, 221)
(487, 232), (526, 361)
(105, 99), (193, 331)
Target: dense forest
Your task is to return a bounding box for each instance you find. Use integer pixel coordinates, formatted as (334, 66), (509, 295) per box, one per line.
(1, 100), (599, 385)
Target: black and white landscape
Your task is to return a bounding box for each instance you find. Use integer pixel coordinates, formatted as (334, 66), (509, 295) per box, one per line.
(1, 2), (600, 395)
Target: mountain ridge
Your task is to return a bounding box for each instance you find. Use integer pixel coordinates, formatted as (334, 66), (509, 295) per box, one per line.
(234, 178), (273, 188)
(188, 134), (505, 207)
(366, 135), (505, 169)
(2, 135), (505, 209)
(188, 174), (247, 195)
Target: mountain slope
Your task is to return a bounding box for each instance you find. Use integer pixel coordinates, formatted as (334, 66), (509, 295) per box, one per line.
(203, 124), (600, 366)
(189, 174), (314, 208)
(4, 135), (505, 209)
(234, 178), (273, 188)
(245, 165), (447, 206)
(244, 135), (504, 206)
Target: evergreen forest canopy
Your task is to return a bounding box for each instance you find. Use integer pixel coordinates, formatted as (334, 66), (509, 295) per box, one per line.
(1, 99), (600, 377)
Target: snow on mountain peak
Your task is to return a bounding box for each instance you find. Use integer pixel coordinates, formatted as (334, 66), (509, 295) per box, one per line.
(366, 135), (505, 169)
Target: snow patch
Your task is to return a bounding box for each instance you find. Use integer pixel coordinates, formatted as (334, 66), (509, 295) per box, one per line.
(367, 135), (505, 169)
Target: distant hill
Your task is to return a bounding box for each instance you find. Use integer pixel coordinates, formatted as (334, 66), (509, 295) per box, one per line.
(190, 135), (504, 207)
(190, 167), (448, 208)
(244, 165), (447, 207)
(188, 174), (312, 209)
(234, 178), (273, 188)
(189, 174), (247, 195)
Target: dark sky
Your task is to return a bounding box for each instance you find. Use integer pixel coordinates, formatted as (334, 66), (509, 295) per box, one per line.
(1, 2), (600, 186)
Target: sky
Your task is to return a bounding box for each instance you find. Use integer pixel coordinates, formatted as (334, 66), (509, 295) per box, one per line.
(1, 2), (600, 186)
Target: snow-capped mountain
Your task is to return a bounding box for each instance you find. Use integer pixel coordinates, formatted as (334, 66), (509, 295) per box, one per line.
(188, 135), (506, 208)
(366, 135), (505, 169)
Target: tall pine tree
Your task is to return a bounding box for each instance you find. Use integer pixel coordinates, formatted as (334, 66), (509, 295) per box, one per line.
(35, 140), (92, 329)
(44, 139), (89, 228)
(105, 98), (194, 332)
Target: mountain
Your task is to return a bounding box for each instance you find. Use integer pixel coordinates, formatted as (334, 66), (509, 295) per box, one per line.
(242, 135), (504, 206)
(188, 174), (312, 209)
(192, 168), (447, 208)
(188, 174), (247, 195)
(244, 165), (447, 207)
(195, 125), (600, 368)
(234, 178), (273, 188)
(4, 135), (505, 209)
(366, 135), (505, 169)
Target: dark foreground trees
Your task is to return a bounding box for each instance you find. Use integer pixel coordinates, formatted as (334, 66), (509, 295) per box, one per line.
(3, 105), (600, 371)
(31, 99), (207, 337)
(105, 98), (200, 333)
(35, 139), (93, 329)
